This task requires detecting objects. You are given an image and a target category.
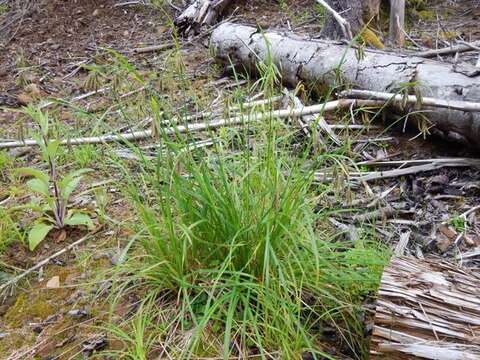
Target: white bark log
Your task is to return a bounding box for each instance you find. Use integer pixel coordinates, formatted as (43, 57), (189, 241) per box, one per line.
(210, 23), (480, 148)
(371, 256), (480, 359)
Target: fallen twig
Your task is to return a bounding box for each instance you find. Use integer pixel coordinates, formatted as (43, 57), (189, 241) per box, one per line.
(355, 159), (480, 182)
(340, 89), (480, 112)
(352, 205), (395, 223)
(0, 99), (384, 149)
(414, 40), (480, 58)
(315, 0), (353, 40)
(132, 42), (175, 54)
(394, 230), (411, 256)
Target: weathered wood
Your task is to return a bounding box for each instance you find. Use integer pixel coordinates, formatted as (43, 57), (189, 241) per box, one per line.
(371, 256), (480, 359)
(174, 0), (233, 34)
(320, 0), (381, 39)
(388, 0), (405, 46)
(210, 23), (480, 148)
(320, 0), (365, 38)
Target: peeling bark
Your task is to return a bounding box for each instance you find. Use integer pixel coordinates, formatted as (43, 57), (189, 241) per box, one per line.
(371, 256), (480, 359)
(210, 23), (480, 148)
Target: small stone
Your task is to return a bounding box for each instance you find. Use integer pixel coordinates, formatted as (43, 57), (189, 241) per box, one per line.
(46, 275), (60, 289)
(67, 309), (89, 319)
(436, 233), (452, 253)
(24, 83), (41, 97)
(92, 9), (100, 17)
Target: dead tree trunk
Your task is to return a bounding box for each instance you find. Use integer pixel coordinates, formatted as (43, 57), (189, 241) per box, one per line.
(210, 23), (480, 148)
(388, 0), (405, 46)
(371, 256), (480, 359)
(174, 0), (233, 34)
(320, 0), (380, 38)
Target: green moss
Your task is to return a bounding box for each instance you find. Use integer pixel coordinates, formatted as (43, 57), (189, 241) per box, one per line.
(0, 4), (8, 16)
(407, 0), (426, 10)
(416, 10), (436, 21)
(0, 331), (35, 355)
(4, 293), (55, 328)
(360, 28), (385, 49)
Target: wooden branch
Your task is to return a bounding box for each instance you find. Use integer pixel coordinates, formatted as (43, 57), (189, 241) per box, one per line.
(355, 158), (480, 181)
(315, 0), (353, 40)
(388, 0), (405, 47)
(340, 89), (480, 112)
(371, 256), (480, 359)
(132, 43), (175, 54)
(0, 99), (384, 149)
(414, 40), (480, 58)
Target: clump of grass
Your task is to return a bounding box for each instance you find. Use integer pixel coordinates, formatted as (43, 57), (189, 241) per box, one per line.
(107, 120), (388, 358)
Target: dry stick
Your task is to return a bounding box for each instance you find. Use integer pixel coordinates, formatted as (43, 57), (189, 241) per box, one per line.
(355, 160), (480, 182)
(340, 89), (480, 112)
(456, 40), (480, 52)
(0, 232), (95, 294)
(414, 40), (480, 58)
(0, 99), (384, 149)
(314, 0), (353, 40)
(394, 230), (411, 256)
(356, 157), (480, 167)
(352, 205), (395, 222)
(132, 42), (175, 54)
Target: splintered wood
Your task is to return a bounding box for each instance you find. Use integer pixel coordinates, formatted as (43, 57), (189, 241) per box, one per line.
(371, 256), (480, 359)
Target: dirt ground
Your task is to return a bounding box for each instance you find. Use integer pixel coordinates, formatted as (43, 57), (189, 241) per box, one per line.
(1, 0), (480, 359)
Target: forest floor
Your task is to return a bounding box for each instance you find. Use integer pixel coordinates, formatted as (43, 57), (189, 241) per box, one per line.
(0, 0), (480, 359)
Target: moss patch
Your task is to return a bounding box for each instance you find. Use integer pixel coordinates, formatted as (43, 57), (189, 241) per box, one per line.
(361, 28), (385, 49)
(4, 293), (55, 328)
(416, 10), (436, 21)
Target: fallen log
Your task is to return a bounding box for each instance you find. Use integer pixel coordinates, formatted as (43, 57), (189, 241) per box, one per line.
(210, 23), (480, 148)
(371, 256), (480, 359)
(174, 0), (233, 34)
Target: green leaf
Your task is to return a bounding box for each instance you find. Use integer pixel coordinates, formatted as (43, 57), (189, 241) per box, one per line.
(47, 140), (60, 158)
(64, 212), (94, 229)
(32, 134), (49, 160)
(16, 167), (49, 183)
(59, 169), (92, 199)
(27, 178), (50, 197)
(28, 223), (54, 251)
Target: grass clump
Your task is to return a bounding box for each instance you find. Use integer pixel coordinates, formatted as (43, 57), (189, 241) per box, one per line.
(109, 119), (388, 358)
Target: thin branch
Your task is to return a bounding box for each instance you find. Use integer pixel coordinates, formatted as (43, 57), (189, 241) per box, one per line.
(315, 0), (353, 40)
(0, 99), (384, 149)
(414, 40), (480, 58)
(340, 89), (480, 112)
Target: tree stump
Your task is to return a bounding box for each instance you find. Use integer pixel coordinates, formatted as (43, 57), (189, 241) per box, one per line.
(371, 256), (480, 359)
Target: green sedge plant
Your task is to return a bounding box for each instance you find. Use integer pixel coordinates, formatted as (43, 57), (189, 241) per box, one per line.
(17, 106), (94, 251)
